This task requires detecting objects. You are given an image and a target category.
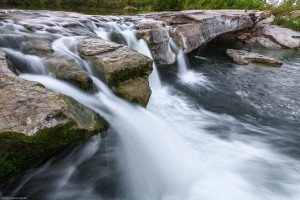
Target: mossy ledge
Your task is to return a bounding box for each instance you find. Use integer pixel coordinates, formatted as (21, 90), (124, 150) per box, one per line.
(0, 121), (107, 185)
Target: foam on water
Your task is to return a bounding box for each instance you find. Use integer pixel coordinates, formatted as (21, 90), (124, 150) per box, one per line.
(1, 15), (300, 200)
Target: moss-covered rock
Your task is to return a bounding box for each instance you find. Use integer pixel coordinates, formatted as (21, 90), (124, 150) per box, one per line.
(0, 121), (106, 185)
(0, 49), (107, 185)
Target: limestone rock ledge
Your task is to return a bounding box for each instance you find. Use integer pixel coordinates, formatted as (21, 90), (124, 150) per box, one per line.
(78, 38), (153, 106)
(137, 9), (255, 62)
(0, 50), (108, 184)
(226, 49), (283, 66)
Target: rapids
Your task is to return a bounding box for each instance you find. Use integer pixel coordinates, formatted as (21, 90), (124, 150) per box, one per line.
(1, 13), (300, 200)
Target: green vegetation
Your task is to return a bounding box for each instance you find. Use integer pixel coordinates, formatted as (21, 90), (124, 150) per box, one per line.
(271, 0), (300, 31)
(0, 121), (100, 184)
(1, 0), (268, 13)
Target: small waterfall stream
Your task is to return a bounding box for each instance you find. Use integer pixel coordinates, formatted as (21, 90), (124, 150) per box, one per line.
(91, 20), (162, 89)
(1, 14), (300, 200)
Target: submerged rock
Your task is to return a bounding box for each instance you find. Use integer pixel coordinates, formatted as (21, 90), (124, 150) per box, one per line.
(226, 49), (283, 66)
(0, 50), (107, 184)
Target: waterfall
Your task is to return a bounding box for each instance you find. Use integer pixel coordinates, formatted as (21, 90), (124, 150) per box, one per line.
(169, 38), (190, 76)
(52, 36), (94, 74)
(19, 73), (201, 200)
(91, 20), (162, 89)
(2, 14), (300, 200)
(3, 48), (48, 75)
(169, 38), (211, 85)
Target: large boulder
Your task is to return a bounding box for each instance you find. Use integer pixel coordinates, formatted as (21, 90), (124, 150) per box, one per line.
(44, 56), (95, 91)
(226, 49), (283, 66)
(136, 20), (176, 66)
(0, 50), (107, 184)
(263, 25), (300, 48)
(143, 10), (254, 53)
(78, 38), (153, 106)
(172, 22), (207, 53)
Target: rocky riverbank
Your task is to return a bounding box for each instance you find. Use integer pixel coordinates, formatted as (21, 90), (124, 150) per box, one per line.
(0, 9), (299, 185)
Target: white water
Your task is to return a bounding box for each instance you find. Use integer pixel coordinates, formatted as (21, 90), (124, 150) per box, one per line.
(52, 36), (94, 74)
(92, 21), (162, 89)
(2, 18), (300, 200)
(3, 48), (47, 75)
(169, 38), (210, 85)
(17, 35), (300, 200)
(19, 70), (300, 200)
(20, 73), (201, 200)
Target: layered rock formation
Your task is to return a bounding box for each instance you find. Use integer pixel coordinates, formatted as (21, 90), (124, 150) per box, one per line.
(235, 13), (300, 49)
(0, 9), (298, 185)
(0, 10), (153, 184)
(226, 49), (283, 66)
(0, 49), (107, 183)
(135, 10), (256, 65)
(78, 38), (152, 106)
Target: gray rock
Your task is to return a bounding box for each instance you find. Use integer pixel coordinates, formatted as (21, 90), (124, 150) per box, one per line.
(246, 37), (282, 49)
(0, 49), (107, 183)
(44, 56), (95, 91)
(143, 10), (254, 53)
(78, 38), (153, 105)
(172, 23), (207, 53)
(137, 20), (176, 65)
(226, 49), (283, 66)
(263, 25), (300, 48)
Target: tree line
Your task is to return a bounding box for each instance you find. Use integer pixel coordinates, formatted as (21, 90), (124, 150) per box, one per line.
(1, 0), (269, 10)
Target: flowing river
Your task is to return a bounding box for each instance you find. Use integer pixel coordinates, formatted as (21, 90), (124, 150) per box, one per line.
(0, 13), (300, 200)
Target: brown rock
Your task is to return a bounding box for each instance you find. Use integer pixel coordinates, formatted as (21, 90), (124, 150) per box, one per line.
(78, 38), (153, 105)
(0, 49), (107, 183)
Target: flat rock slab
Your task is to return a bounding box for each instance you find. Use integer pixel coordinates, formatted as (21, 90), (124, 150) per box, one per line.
(78, 38), (153, 86)
(246, 37), (282, 49)
(78, 38), (153, 106)
(263, 25), (300, 48)
(0, 50), (105, 136)
(226, 49), (283, 66)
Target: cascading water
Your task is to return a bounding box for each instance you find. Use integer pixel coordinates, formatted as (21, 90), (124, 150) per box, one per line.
(169, 38), (190, 76)
(91, 20), (162, 89)
(1, 12), (300, 200)
(169, 38), (210, 85)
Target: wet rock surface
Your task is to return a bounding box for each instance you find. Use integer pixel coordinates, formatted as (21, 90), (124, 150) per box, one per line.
(78, 38), (153, 105)
(0, 9), (298, 184)
(226, 49), (283, 66)
(0, 49), (107, 183)
(142, 10), (255, 53)
(0, 10), (154, 183)
(136, 20), (176, 66)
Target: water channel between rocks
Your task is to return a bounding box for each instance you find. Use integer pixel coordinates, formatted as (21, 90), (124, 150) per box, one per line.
(0, 10), (300, 200)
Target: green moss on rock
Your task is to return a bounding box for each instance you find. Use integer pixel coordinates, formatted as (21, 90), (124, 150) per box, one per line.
(0, 121), (106, 185)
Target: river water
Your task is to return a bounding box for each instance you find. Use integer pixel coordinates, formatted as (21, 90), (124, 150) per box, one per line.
(1, 13), (300, 200)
